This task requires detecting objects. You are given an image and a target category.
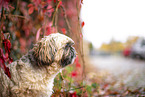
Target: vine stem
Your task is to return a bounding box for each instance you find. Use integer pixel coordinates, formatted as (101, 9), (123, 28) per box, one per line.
(76, 1), (86, 96)
(60, 5), (71, 34)
(1, 7), (4, 20)
(52, 0), (61, 27)
(4, 14), (27, 19)
(0, 7), (4, 48)
(65, 86), (85, 92)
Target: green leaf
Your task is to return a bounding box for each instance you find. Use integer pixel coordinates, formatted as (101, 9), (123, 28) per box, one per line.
(58, 73), (63, 81)
(91, 83), (98, 88)
(66, 76), (73, 82)
(86, 85), (92, 94)
(65, 66), (74, 73)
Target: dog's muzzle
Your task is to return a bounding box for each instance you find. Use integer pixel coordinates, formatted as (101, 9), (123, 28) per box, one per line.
(60, 44), (76, 67)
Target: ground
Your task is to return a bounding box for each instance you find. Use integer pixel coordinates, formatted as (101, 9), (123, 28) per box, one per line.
(86, 55), (145, 96)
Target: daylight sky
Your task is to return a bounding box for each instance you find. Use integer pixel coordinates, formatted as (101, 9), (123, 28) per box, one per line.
(81, 0), (145, 48)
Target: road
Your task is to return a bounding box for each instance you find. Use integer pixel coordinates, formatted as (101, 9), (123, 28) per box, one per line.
(90, 55), (145, 89)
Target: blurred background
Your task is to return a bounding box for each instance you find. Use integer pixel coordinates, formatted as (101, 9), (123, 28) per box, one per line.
(81, 0), (145, 96)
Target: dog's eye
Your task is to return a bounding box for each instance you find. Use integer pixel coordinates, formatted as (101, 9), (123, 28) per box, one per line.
(65, 43), (70, 48)
(65, 42), (74, 48)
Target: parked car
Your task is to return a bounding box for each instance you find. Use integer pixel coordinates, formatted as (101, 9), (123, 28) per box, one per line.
(130, 37), (145, 59)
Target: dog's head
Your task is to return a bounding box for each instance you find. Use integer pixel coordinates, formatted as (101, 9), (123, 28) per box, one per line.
(32, 33), (76, 68)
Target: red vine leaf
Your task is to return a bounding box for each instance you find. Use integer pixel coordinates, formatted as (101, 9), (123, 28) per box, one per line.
(75, 56), (81, 68)
(28, 6), (34, 14)
(3, 39), (11, 54)
(76, 62), (81, 68)
(0, 48), (11, 79)
(70, 91), (77, 97)
(28, 4), (33, 8)
(8, 5), (15, 9)
(61, 28), (66, 34)
(71, 71), (77, 77)
(47, 0), (52, 3)
(8, 57), (13, 64)
(58, 1), (62, 8)
(5, 67), (11, 78)
(45, 26), (51, 36)
(75, 55), (79, 63)
(36, 28), (41, 41)
(54, 0), (56, 3)
(81, 21), (85, 27)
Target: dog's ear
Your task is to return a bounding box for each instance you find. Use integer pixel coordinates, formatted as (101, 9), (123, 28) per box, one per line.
(33, 37), (57, 66)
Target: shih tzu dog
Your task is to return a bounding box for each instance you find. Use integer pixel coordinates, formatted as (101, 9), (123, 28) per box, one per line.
(0, 33), (76, 97)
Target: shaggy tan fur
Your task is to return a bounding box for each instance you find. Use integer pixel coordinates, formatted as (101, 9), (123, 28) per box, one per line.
(0, 33), (76, 97)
